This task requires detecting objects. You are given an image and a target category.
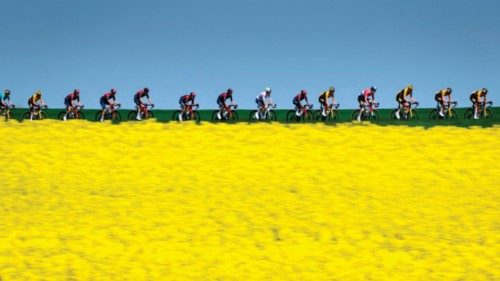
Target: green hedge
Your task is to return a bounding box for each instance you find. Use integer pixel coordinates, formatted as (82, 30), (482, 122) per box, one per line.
(6, 107), (500, 127)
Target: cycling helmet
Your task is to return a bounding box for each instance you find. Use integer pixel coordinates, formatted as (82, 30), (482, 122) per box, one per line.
(4, 89), (10, 95)
(190, 92), (196, 97)
(110, 89), (117, 95)
(227, 88), (233, 94)
(408, 84), (413, 90)
(35, 90), (42, 97)
(74, 89), (80, 95)
(447, 87), (452, 92)
(300, 90), (307, 95)
(483, 88), (488, 94)
(371, 86), (377, 92)
(265, 87), (271, 93)
(329, 87), (335, 92)
(144, 87), (149, 93)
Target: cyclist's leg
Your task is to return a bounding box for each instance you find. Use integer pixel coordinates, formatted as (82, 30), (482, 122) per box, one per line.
(293, 99), (301, 116)
(100, 100), (107, 121)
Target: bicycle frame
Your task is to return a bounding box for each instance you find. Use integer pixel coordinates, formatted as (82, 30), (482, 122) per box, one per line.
(183, 104), (199, 119)
(258, 104), (276, 119)
(138, 103), (154, 117)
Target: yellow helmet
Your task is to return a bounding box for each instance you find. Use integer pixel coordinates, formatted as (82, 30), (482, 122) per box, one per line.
(329, 87), (335, 92)
(408, 84), (413, 90)
(35, 90), (42, 97)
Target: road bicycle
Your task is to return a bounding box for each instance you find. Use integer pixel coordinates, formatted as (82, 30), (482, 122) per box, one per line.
(22, 105), (48, 121)
(211, 104), (238, 122)
(172, 104), (200, 122)
(95, 103), (122, 122)
(464, 101), (493, 119)
(0, 104), (15, 120)
(429, 101), (457, 120)
(128, 103), (155, 121)
(249, 104), (277, 121)
(286, 104), (314, 122)
(314, 103), (340, 122)
(389, 101), (419, 120)
(58, 105), (85, 120)
(351, 102), (380, 121)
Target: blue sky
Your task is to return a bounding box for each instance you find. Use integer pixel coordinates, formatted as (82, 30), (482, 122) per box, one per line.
(1, 0), (499, 109)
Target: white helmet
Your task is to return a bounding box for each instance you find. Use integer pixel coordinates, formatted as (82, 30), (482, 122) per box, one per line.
(265, 87), (271, 93)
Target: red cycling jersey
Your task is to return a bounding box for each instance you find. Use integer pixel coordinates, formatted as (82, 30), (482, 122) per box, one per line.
(135, 90), (149, 99)
(294, 93), (307, 101)
(363, 88), (375, 99)
(65, 93), (79, 102)
(218, 92), (233, 101)
(180, 95), (195, 103)
(101, 92), (115, 100)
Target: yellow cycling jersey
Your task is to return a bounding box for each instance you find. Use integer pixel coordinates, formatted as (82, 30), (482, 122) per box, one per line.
(437, 89), (451, 98)
(320, 90), (333, 99)
(472, 89), (486, 98)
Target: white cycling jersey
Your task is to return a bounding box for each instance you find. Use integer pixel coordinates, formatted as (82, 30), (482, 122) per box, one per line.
(256, 91), (272, 103)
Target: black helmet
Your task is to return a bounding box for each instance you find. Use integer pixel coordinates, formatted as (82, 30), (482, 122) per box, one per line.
(144, 87), (149, 93)
(483, 88), (488, 94)
(73, 89), (80, 95)
(110, 89), (117, 95)
(5, 89), (10, 95)
(371, 86), (377, 92)
(227, 88), (233, 94)
(447, 87), (452, 92)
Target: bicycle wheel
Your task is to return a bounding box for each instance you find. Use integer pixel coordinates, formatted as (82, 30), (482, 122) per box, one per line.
(147, 111), (154, 119)
(211, 110), (221, 122)
(40, 112), (48, 120)
(172, 110), (182, 121)
(6, 111), (15, 120)
(58, 111), (66, 120)
(351, 110), (361, 120)
(267, 110), (278, 121)
(428, 109), (439, 120)
(112, 111), (121, 122)
(249, 110), (259, 121)
(408, 110), (419, 120)
(76, 111), (85, 120)
(21, 112), (30, 121)
(191, 111), (201, 122)
(128, 111), (138, 121)
(484, 109), (493, 119)
(286, 110), (299, 122)
(369, 110), (380, 120)
(389, 109), (398, 120)
(446, 109), (457, 120)
(229, 111), (238, 122)
(313, 110), (324, 122)
(463, 108), (473, 119)
(95, 110), (104, 121)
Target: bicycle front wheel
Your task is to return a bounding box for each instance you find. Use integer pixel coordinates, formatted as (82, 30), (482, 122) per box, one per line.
(267, 110), (278, 121)
(40, 112), (48, 120)
(484, 109), (493, 119)
(409, 110), (419, 120)
(446, 109), (457, 120)
(286, 110), (299, 122)
(128, 111), (138, 121)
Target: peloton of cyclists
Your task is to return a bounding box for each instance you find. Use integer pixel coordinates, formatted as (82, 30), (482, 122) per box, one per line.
(470, 88), (488, 119)
(254, 87), (274, 119)
(134, 87), (153, 120)
(318, 87), (337, 117)
(293, 90), (311, 117)
(434, 87), (453, 118)
(216, 88), (236, 120)
(63, 89), (82, 121)
(99, 89), (119, 122)
(394, 84), (417, 120)
(28, 90), (47, 120)
(178, 92), (197, 121)
(357, 86), (377, 121)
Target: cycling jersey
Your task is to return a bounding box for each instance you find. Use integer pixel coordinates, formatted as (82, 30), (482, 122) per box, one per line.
(100, 92), (115, 109)
(319, 90), (334, 100)
(218, 92), (233, 102)
(470, 89), (486, 100)
(65, 93), (80, 103)
(436, 89), (451, 100)
(134, 90), (149, 105)
(0, 93), (10, 102)
(396, 87), (412, 101)
(293, 93), (308, 102)
(362, 88), (375, 99)
(179, 95), (195, 105)
(28, 95), (42, 106)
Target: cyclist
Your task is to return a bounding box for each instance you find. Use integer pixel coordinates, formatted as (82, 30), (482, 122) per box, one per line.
(0, 89), (14, 110)
(254, 87), (273, 119)
(434, 88), (453, 117)
(28, 90), (47, 120)
(357, 86), (377, 121)
(99, 89), (118, 122)
(318, 87), (336, 117)
(63, 89), (82, 121)
(395, 84), (416, 119)
(178, 92), (197, 121)
(216, 88), (235, 119)
(134, 87), (153, 120)
(293, 90), (311, 117)
(470, 88), (488, 119)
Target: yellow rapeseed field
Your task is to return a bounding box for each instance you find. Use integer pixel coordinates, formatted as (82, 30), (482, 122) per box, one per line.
(0, 120), (499, 280)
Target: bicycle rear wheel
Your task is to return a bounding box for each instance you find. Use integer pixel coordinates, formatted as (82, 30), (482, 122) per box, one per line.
(128, 111), (138, 121)
(211, 110), (221, 122)
(172, 110), (182, 121)
(351, 110), (361, 120)
(428, 109), (439, 120)
(95, 110), (104, 121)
(58, 111), (66, 120)
(389, 109), (398, 120)
(249, 110), (259, 121)
(21, 112), (30, 121)
(463, 108), (473, 119)
(286, 110), (300, 122)
(6, 111), (15, 120)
